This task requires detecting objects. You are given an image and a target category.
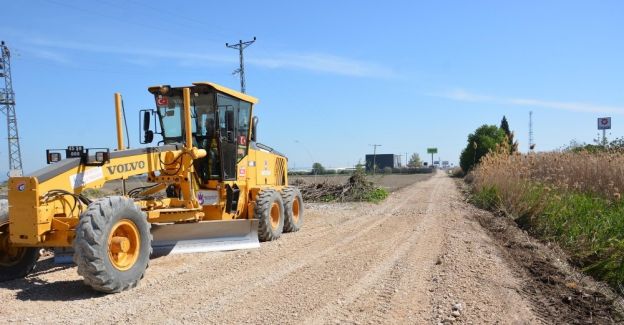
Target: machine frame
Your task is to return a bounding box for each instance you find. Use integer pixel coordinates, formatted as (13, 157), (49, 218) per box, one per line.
(0, 82), (302, 293)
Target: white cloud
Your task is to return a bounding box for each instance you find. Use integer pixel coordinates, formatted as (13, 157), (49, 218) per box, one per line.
(24, 38), (395, 78)
(435, 88), (624, 115)
(506, 98), (624, 114)
(21, 47), (71, 65)
(249, 53), (396, 78)
(435, 89), (494, 102)
(26, 38), (233, 64)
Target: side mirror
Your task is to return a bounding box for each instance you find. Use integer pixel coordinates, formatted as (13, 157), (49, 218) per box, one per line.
(140, 110), (154, 144)
(251, 116), (258, 142)
(144, 130), (154, 143)
(143, 111), (151, 131)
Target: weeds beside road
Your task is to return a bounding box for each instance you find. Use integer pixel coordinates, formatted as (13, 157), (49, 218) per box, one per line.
(470, 149), (624, 293)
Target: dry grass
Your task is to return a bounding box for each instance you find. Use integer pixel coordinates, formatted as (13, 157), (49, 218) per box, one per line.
(473, 150), (624, 202)
(471, 148), (624, 292)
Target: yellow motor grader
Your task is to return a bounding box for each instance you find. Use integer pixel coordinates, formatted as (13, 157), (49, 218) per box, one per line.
(0, 82), (303, 293)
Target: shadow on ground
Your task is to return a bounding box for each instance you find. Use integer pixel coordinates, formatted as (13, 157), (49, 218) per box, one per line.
(0, 256), (102, 301)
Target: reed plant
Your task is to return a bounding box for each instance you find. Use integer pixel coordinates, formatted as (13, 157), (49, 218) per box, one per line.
(471, 146), (624, 292)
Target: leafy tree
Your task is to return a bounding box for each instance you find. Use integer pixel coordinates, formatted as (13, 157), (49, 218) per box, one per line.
(407, 153), (421, 167)
(311, 162), (325, 175)
(459, 125), (506, 172)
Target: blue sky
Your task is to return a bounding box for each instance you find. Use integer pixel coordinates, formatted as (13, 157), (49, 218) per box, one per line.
(1, 0), (623, 173)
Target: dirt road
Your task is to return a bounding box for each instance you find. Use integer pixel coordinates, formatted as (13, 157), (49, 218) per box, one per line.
(0, 172), (569, 323)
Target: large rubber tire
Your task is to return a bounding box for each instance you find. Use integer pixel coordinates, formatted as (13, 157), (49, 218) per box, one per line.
(0, 199), (40, 282)
(281, 187), (304, 233)
(73, 196), (152, 293)
(255, 189), (284, 242)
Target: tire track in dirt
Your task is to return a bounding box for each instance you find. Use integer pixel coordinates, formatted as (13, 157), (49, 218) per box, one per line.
(195, 177), (439, 324)
(307, 173), (444, 324)
(136, 178), (439, 323)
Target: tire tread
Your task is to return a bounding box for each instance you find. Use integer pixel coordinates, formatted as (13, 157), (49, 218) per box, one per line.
(73, 196), (152, 293)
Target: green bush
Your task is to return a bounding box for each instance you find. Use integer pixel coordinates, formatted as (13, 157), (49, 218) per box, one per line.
(470, 185), (500, 210)
(473, 183), (624, 292)
(459, 124), (506, 172)
(365, 187), (389, 203)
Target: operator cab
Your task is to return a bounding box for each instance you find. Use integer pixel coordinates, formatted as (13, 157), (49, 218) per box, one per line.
(145, 82), (257, 185)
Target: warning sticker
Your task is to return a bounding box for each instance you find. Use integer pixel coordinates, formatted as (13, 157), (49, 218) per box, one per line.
(239, 167), (246, 177)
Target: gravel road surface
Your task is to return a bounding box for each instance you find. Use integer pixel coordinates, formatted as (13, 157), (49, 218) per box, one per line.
(0, 172), (562, 323)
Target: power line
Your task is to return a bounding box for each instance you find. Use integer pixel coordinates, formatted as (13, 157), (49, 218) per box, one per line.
(43, 0), (196, 41)
(0, 41), (23, 176)
(226, 37), (256, 93)
(97, 0), (231, 42)
(123, 0), (231, 38)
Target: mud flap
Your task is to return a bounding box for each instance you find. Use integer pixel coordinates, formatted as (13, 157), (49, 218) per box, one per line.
(54, 219), (260, 264)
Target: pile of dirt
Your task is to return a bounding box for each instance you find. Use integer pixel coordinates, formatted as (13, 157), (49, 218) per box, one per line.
(295, 170), (377, 202)
(463, 184), (624, 323)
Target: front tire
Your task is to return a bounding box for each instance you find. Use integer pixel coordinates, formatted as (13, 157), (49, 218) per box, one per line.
(73, 196), (151, 293)
(255, 189), (284, 242)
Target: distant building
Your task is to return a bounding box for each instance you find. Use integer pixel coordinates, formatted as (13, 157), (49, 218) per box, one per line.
(365, 154), (401, 172)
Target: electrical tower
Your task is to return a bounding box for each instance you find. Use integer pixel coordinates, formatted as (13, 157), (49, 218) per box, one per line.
(528, 111), (535, 152)
(0, 41), (23, 176)
(225, 37), (256, 93)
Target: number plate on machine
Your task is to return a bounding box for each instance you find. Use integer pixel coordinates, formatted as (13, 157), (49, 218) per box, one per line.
(66, 146), (85, 159)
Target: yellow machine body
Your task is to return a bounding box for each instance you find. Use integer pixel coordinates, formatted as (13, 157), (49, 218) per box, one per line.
(5, 82), (288, 250)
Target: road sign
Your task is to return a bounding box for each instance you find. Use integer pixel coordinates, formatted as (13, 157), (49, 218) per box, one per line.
(598, 117), (611, 130)
(427, 148), (438, 154)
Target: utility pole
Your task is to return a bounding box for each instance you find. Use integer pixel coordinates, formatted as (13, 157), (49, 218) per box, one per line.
(0, 41), (23, 176)
(369, 144), (381, 175)
(225, 37), (256, 93)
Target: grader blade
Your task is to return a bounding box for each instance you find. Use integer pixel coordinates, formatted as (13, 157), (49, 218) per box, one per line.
(54, 219), (260, 264)
(151, 219), (260, 255)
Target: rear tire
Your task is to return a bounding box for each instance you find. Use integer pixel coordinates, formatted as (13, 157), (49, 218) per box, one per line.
(0, 208), (40, 282)
(255, 189), (284, 242)
(73, 196), (152, 293)
(281, 187), (304, 233)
